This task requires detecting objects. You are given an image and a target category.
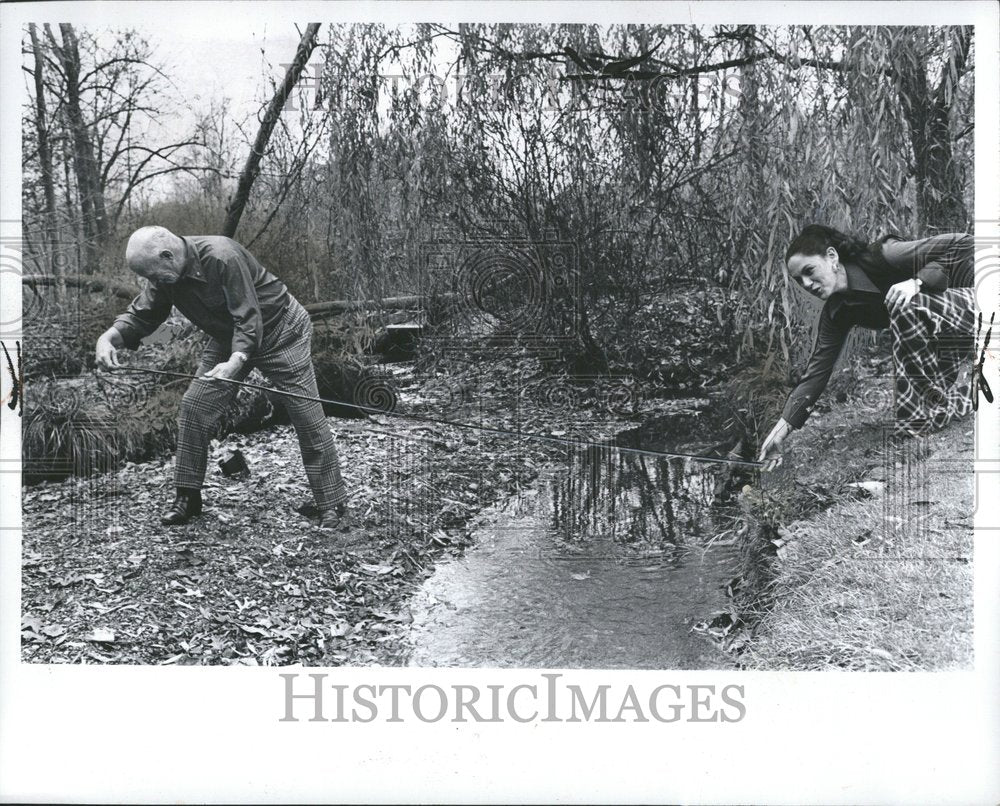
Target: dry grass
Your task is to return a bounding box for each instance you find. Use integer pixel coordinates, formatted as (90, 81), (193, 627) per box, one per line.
(741, 413), (974, 671)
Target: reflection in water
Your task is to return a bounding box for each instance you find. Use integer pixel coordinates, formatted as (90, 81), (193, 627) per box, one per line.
(551, 446), (723, 557)
(407, 440), (745, 669)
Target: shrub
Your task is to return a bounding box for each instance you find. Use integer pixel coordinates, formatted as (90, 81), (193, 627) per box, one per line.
(722, 354), (792, 454)
(23, 380), (138, 483)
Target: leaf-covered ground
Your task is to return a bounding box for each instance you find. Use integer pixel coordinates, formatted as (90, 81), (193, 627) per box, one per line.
(21, 355), (658, 665)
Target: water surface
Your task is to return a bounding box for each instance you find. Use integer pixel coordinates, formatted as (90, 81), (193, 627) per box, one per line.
(407, 442), (744, 668)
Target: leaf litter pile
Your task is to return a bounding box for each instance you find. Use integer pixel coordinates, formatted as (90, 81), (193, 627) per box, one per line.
(22, 355), (653, 666)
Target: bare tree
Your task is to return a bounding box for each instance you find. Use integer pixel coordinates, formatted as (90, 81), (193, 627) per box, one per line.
(27, 24), (64, 299)
(27, 26), (215, 276)
(45, 23), (108, 273)
(222, 23), (322, 237)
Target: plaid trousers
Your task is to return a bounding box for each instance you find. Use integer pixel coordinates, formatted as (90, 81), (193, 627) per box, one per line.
(175, 298), (347, 510)
(890, 287), (976, 437)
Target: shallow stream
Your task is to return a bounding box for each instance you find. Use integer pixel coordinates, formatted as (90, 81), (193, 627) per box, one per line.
(406, 415), (751, 668)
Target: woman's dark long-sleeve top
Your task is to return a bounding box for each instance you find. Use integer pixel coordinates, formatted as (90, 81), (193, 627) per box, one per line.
(781, 233), (975, 429)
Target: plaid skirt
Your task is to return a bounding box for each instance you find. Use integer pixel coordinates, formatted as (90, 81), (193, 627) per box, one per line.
(890, 287), (976, 437)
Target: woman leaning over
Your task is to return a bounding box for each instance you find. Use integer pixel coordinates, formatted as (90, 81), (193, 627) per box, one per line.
(758, 224), (976, 471)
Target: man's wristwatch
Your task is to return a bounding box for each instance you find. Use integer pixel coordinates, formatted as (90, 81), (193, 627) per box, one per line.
(231, 351), (249, 365)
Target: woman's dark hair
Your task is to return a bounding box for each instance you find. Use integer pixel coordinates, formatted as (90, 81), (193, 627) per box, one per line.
(784, 224), (869, 264)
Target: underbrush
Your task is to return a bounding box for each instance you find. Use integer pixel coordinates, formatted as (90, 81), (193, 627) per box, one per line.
(21, 324), (400, 484)
(23, 294), (126, 379)
(23, 379), (182, 482)
(594, 285), (738, 391)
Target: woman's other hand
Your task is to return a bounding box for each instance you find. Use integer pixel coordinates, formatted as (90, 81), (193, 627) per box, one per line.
(885, 278), (922, 316)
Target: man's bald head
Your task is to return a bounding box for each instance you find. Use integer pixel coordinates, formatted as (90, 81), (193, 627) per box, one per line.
(125, 226), (186, 284)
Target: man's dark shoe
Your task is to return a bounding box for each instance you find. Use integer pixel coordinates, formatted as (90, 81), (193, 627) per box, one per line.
(161, 488), (203, 526)
(295, 499), (321, 519)
(317, 504), (353, 534)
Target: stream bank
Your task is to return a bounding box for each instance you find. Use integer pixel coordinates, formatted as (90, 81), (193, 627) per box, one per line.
(21, 354), (705, 665)
(729, 355), (975, 670)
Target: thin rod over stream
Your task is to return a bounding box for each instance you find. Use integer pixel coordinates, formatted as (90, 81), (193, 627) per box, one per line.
(110, 366), (763, 468)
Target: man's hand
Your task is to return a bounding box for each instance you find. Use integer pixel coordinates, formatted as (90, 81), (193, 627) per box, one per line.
(202, 353), (247, 382)
(758, 418), (792, 472)
(885, 278), (922, 316)
(95, 332), (122, 370)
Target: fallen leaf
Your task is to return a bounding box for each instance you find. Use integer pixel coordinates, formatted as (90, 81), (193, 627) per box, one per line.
(359, 563), (395, 576)
(846, 481), (885, 494)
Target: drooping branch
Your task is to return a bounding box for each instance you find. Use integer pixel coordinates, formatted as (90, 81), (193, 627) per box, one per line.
(933, 25), (973, 107)
(431, 23), (849, 84)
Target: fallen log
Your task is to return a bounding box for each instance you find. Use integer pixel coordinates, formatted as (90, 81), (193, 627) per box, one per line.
(304, 292), (456, 318)
(24, 274), (456, 320)
(22, 274), (137, 301)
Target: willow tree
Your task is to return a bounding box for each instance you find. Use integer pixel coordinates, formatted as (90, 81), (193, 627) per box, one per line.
(429, 24), (973, 367)
(254, 23), (972, 378)
(887, 26), (973, 232)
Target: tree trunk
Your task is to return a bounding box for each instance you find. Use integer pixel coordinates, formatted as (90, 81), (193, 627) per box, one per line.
(29, 24), (64, 301)
(48, 24), (108, 273)
(891, 27), (971, 233)
(63, 157), (82, 274)
(222, 23), (321, 238)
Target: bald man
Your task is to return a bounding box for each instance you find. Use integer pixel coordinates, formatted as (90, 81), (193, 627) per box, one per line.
(95, 227), (351, 534)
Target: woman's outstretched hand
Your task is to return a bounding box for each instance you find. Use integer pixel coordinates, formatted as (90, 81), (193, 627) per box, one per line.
(885, 278), (922, 316)
(758, 418), (792, 471)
